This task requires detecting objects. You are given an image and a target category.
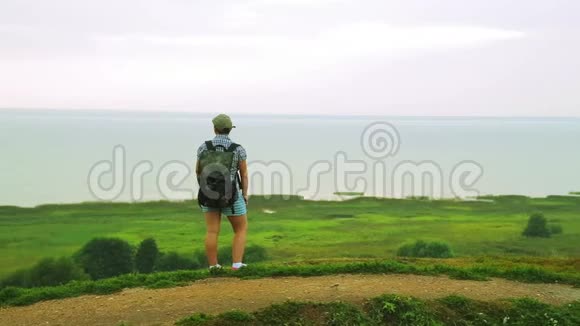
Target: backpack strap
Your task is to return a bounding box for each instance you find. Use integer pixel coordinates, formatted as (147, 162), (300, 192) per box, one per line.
(205, 141), (215, 151)
(229, 143), (242, 213)
(228, 143), (242, 187)
(226, 143), (240, 152)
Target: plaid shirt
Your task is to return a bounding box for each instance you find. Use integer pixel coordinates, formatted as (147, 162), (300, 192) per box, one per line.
(197, 134), (247, 181)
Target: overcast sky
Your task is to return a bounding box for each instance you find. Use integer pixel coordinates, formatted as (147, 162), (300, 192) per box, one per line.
(1, 0), (579, 116)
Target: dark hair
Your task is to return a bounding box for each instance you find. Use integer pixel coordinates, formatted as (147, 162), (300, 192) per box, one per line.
(215, 128), (231, 135)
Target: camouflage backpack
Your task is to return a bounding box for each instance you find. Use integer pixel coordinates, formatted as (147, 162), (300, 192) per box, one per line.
(197, 141), (241, 212)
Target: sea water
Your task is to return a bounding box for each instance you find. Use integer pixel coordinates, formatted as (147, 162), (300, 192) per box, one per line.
(1, 110), (579, 206)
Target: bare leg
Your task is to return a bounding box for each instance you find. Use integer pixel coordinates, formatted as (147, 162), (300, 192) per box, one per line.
(227, 214), (247, 263)
(204, 211), (221, 266)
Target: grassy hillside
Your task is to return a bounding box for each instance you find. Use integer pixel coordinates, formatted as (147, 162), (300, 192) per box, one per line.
(1, 195), (579, 277)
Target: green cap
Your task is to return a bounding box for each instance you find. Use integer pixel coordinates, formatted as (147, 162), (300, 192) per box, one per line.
(212, 114), (236, 130)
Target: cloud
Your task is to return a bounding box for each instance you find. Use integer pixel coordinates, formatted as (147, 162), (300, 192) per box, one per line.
(96, 23), (524, 53)
(254, 0), (344, 6)
(218, 0), (346, 29)
(93, 23), (524, 77)
(4, 1), (577, 116)
(82, 23), (526, 93)
(322, 23), (525, 52)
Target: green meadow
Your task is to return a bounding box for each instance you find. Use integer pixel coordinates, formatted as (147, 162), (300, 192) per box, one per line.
(1, 195), (579, 278)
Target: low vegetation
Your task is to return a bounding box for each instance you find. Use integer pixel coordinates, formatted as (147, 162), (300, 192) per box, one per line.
(1, 259), (579, 308)
(333, 191), (364, 196)
(156, 251), (201, 272)
(396, 240), (454, 258)
(0, 257), (88, 289)
(551, 224), (564, 235)
(0, 236), (269, 290)
(175, 294), (580, 325)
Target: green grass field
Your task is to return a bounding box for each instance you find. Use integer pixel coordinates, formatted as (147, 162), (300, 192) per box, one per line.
(1, 195), (579, 278)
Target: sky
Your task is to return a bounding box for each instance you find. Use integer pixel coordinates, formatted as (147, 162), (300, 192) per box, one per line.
(0, 0), (579, 116)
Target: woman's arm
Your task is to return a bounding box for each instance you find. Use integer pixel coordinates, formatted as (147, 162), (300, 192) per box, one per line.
(239, 160), (249, 204)
(195, 160), (202, 185)
(195, 160), (201, 176)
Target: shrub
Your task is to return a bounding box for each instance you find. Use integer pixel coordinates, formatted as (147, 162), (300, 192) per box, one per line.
(135, 238), (159, 274)
(366, 294), (439, 325)
(522, 213), (551, 237)
(217, 310), (255, 322)
(156, 252), (199, 272)
(0, 257), (88, 288)
(75, 238), (134, 280)
(254, 301), (370, 325)
(0, 286), (22, 303)
(245, 245), (269, 263)
(550, 224), (563, 235)
(175, 313), (213, 326)
(397, 240), (453, 258)
(193, 250), (208, 267)
(27, 257), (88, 287)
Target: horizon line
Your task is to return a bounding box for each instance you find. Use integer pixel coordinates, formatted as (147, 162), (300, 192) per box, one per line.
(1, 107), (580, 120)
(3, 192), (580, 209)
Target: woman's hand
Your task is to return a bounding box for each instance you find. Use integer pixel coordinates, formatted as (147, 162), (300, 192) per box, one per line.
(239, 160), (249, 206)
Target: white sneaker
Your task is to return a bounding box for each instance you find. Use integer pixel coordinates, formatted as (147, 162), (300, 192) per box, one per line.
(232, 263), (247, 270)
(209, 264), (222, 271)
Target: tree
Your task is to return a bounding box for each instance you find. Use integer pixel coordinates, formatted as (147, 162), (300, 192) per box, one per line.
(135, 238), (159, 274)
(75, 238), (134, 279)
(522, 213), (551, 238)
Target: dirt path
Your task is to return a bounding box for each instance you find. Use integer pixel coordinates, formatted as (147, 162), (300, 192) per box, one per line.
(1, 274), (579, 326)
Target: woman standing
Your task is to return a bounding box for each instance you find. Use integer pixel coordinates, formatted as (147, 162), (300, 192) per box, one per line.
(196, 114), (249, 271)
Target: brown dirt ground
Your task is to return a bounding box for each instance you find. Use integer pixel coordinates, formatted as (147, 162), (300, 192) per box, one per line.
(1, 274), (579, 326)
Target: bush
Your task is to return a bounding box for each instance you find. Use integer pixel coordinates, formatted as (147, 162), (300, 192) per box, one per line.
(397, 240), (454, 258)
(175, 313), (213, 326)
(522, 213), (551, 237)
(550, 224), (563, 235)
(156, 252), (200, 272)
(0, 286), (22, 303)
(245, 245), (269, 263)
(0, 257), (88, 288)
(75, 238), (134, 280)
(217, 310), (255, 322)
(135, 238), (159, 274)
(366, 294), (439, 325)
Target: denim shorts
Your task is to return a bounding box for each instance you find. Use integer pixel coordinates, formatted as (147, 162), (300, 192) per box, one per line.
(201, 195), (247, 216)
